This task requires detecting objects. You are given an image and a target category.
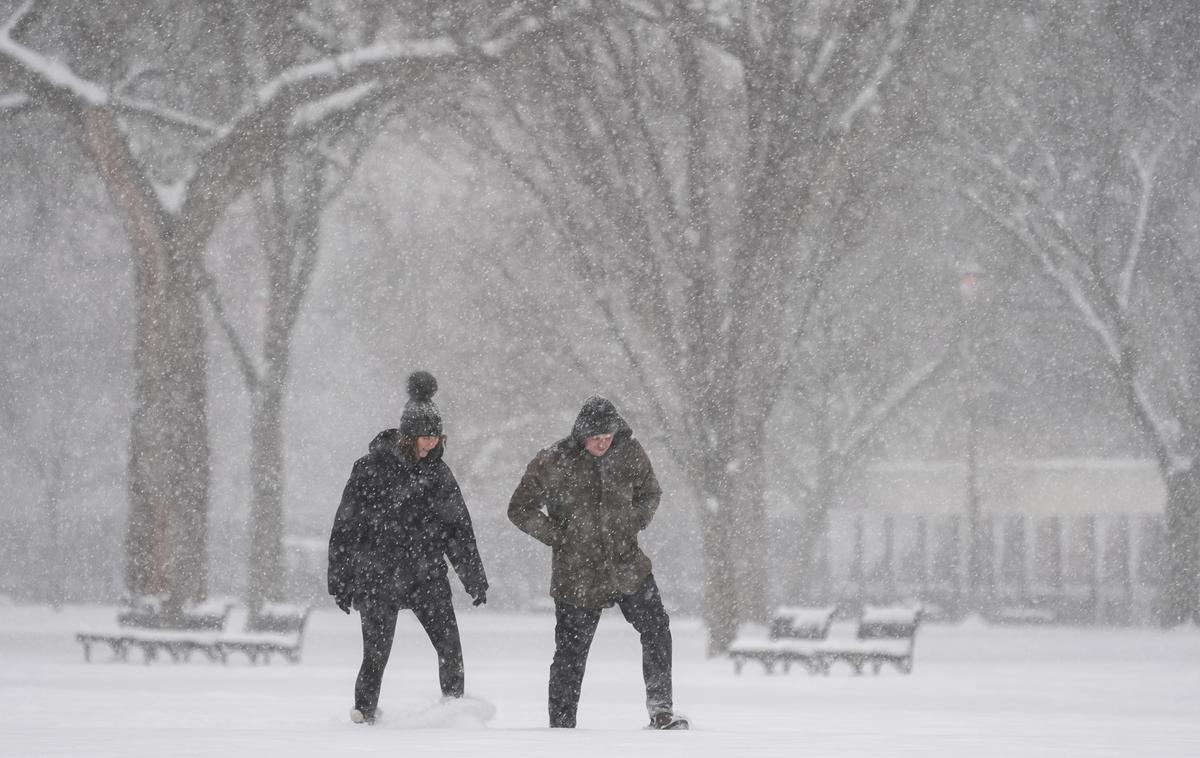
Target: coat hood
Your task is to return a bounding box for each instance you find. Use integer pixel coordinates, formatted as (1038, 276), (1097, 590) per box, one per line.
(569, 396), (632, 448)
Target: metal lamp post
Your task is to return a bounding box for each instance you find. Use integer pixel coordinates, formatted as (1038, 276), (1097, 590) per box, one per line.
(959, 263), (986, 615)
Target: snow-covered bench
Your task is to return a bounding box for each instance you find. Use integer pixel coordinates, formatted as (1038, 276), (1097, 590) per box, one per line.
(815, 606), (922, 675)
(214, 603), (311, 665)
(728, 606), (836, 675)
(76, 598), (236, 663)
(114, 594), (231, 630)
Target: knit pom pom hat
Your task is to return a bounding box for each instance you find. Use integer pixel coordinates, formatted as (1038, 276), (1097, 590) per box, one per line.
(399, 371), (442, 437)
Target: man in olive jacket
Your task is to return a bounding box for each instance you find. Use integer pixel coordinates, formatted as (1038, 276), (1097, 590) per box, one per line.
(508, 396), (687, 730)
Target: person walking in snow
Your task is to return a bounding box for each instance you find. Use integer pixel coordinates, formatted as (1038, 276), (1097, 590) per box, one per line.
(508, 395), (687, 730)
(328, 371), (488, 725)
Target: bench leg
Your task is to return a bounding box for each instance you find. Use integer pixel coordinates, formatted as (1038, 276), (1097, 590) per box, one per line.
(813, 655), (831, 675)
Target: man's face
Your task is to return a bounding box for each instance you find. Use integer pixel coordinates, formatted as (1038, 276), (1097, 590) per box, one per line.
(415, 436), (441, 459)
(584, 433), (614, 457)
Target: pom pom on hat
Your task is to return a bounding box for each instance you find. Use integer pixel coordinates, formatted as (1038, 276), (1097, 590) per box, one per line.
(407, 371), (438, 403)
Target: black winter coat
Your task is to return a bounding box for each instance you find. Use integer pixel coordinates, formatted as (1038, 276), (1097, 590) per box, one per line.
(328, 429), (488, 610)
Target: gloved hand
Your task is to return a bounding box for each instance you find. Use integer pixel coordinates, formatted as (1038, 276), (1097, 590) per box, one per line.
(471, 589), (487, 607)
(335, 593), (353, 614)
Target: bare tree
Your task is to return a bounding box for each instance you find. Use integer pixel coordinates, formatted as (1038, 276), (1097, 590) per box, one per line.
(438, 0), (935, 650)
(0, 0), (564, 610)
(949, 2), (1200, 624)
(785, 272), (953, 602)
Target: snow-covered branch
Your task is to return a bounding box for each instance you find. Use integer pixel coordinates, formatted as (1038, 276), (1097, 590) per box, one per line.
(252, 6), (559, 116)
(0, 90), (28, 111)
(2, 8), (220, 138)
(113, 95), (219, 136)
(289, 80), (380, 133)
(954, 141), (1127, 329)
(806, 33), (840, 88)
(199, 268), (261, 389)
(1119, 142), (1165, 311)
(836, 0), (920, 132)
(955, 133), (1189, 470)
(836, 350), (950, 473)
(0, 13), (107, 105)
(253, 38), (459, 107)
(604, 0), (749, 62)
(1133, 379), (1189, 473)
(1, 0), (33, 37)
(959, 187), (1125, 364)
(1034, 238), (1124, 364)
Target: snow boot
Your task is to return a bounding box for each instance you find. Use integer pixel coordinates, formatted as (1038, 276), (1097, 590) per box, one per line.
(350, 707), (382, 725)
(648, 712), (689, 730)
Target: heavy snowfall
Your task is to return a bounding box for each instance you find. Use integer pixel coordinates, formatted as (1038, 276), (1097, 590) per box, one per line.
(2, 2), (1200, 757)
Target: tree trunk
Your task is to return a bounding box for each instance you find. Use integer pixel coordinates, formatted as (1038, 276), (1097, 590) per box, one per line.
(675, 394), (740, 655)
(794, 393), (837, 604)
(124, 240), (210, 608)
(77, 105), (211, 608)
(692, 419), (771, 654)
(246, 379), (284, 606)
(242, 158), (320, 606)
(793, 482), (834, 605)
(1114, 350), (1200, 627)
(699, 509), (738, 654)
(40, 451), (66, 608)
(726, 430), (770, 623)
(122, 246), (210, 607)
(1161, 468), (1200, 626)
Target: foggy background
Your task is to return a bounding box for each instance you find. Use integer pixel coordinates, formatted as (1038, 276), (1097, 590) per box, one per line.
(2, 1), (1198, 645)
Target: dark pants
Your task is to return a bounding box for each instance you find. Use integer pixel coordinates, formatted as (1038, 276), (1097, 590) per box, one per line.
(549, 574), (673, 728)
(354, 577), (464, 717)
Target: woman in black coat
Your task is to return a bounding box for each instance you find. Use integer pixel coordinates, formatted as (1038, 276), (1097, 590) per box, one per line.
(327, 372), (488, 725)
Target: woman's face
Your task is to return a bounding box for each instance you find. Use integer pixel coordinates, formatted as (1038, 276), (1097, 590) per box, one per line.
(415, 436), (441, 459)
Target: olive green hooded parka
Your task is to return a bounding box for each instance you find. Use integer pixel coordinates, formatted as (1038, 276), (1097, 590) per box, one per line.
(508, 397), (662, 608)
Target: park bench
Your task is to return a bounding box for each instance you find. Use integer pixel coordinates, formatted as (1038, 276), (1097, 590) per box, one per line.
(76, 597), (236, 663)
(727, 606), (836, 675)
(214, 602), (311, 665)
(814, 605), (922, 675)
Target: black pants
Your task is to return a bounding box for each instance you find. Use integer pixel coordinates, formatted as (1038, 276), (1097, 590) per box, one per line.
(354, 577), (464, 717)
(549, 574), (673, 728)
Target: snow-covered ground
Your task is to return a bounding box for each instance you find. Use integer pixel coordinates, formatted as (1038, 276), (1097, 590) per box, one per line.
(2, 604), (1198, 757)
